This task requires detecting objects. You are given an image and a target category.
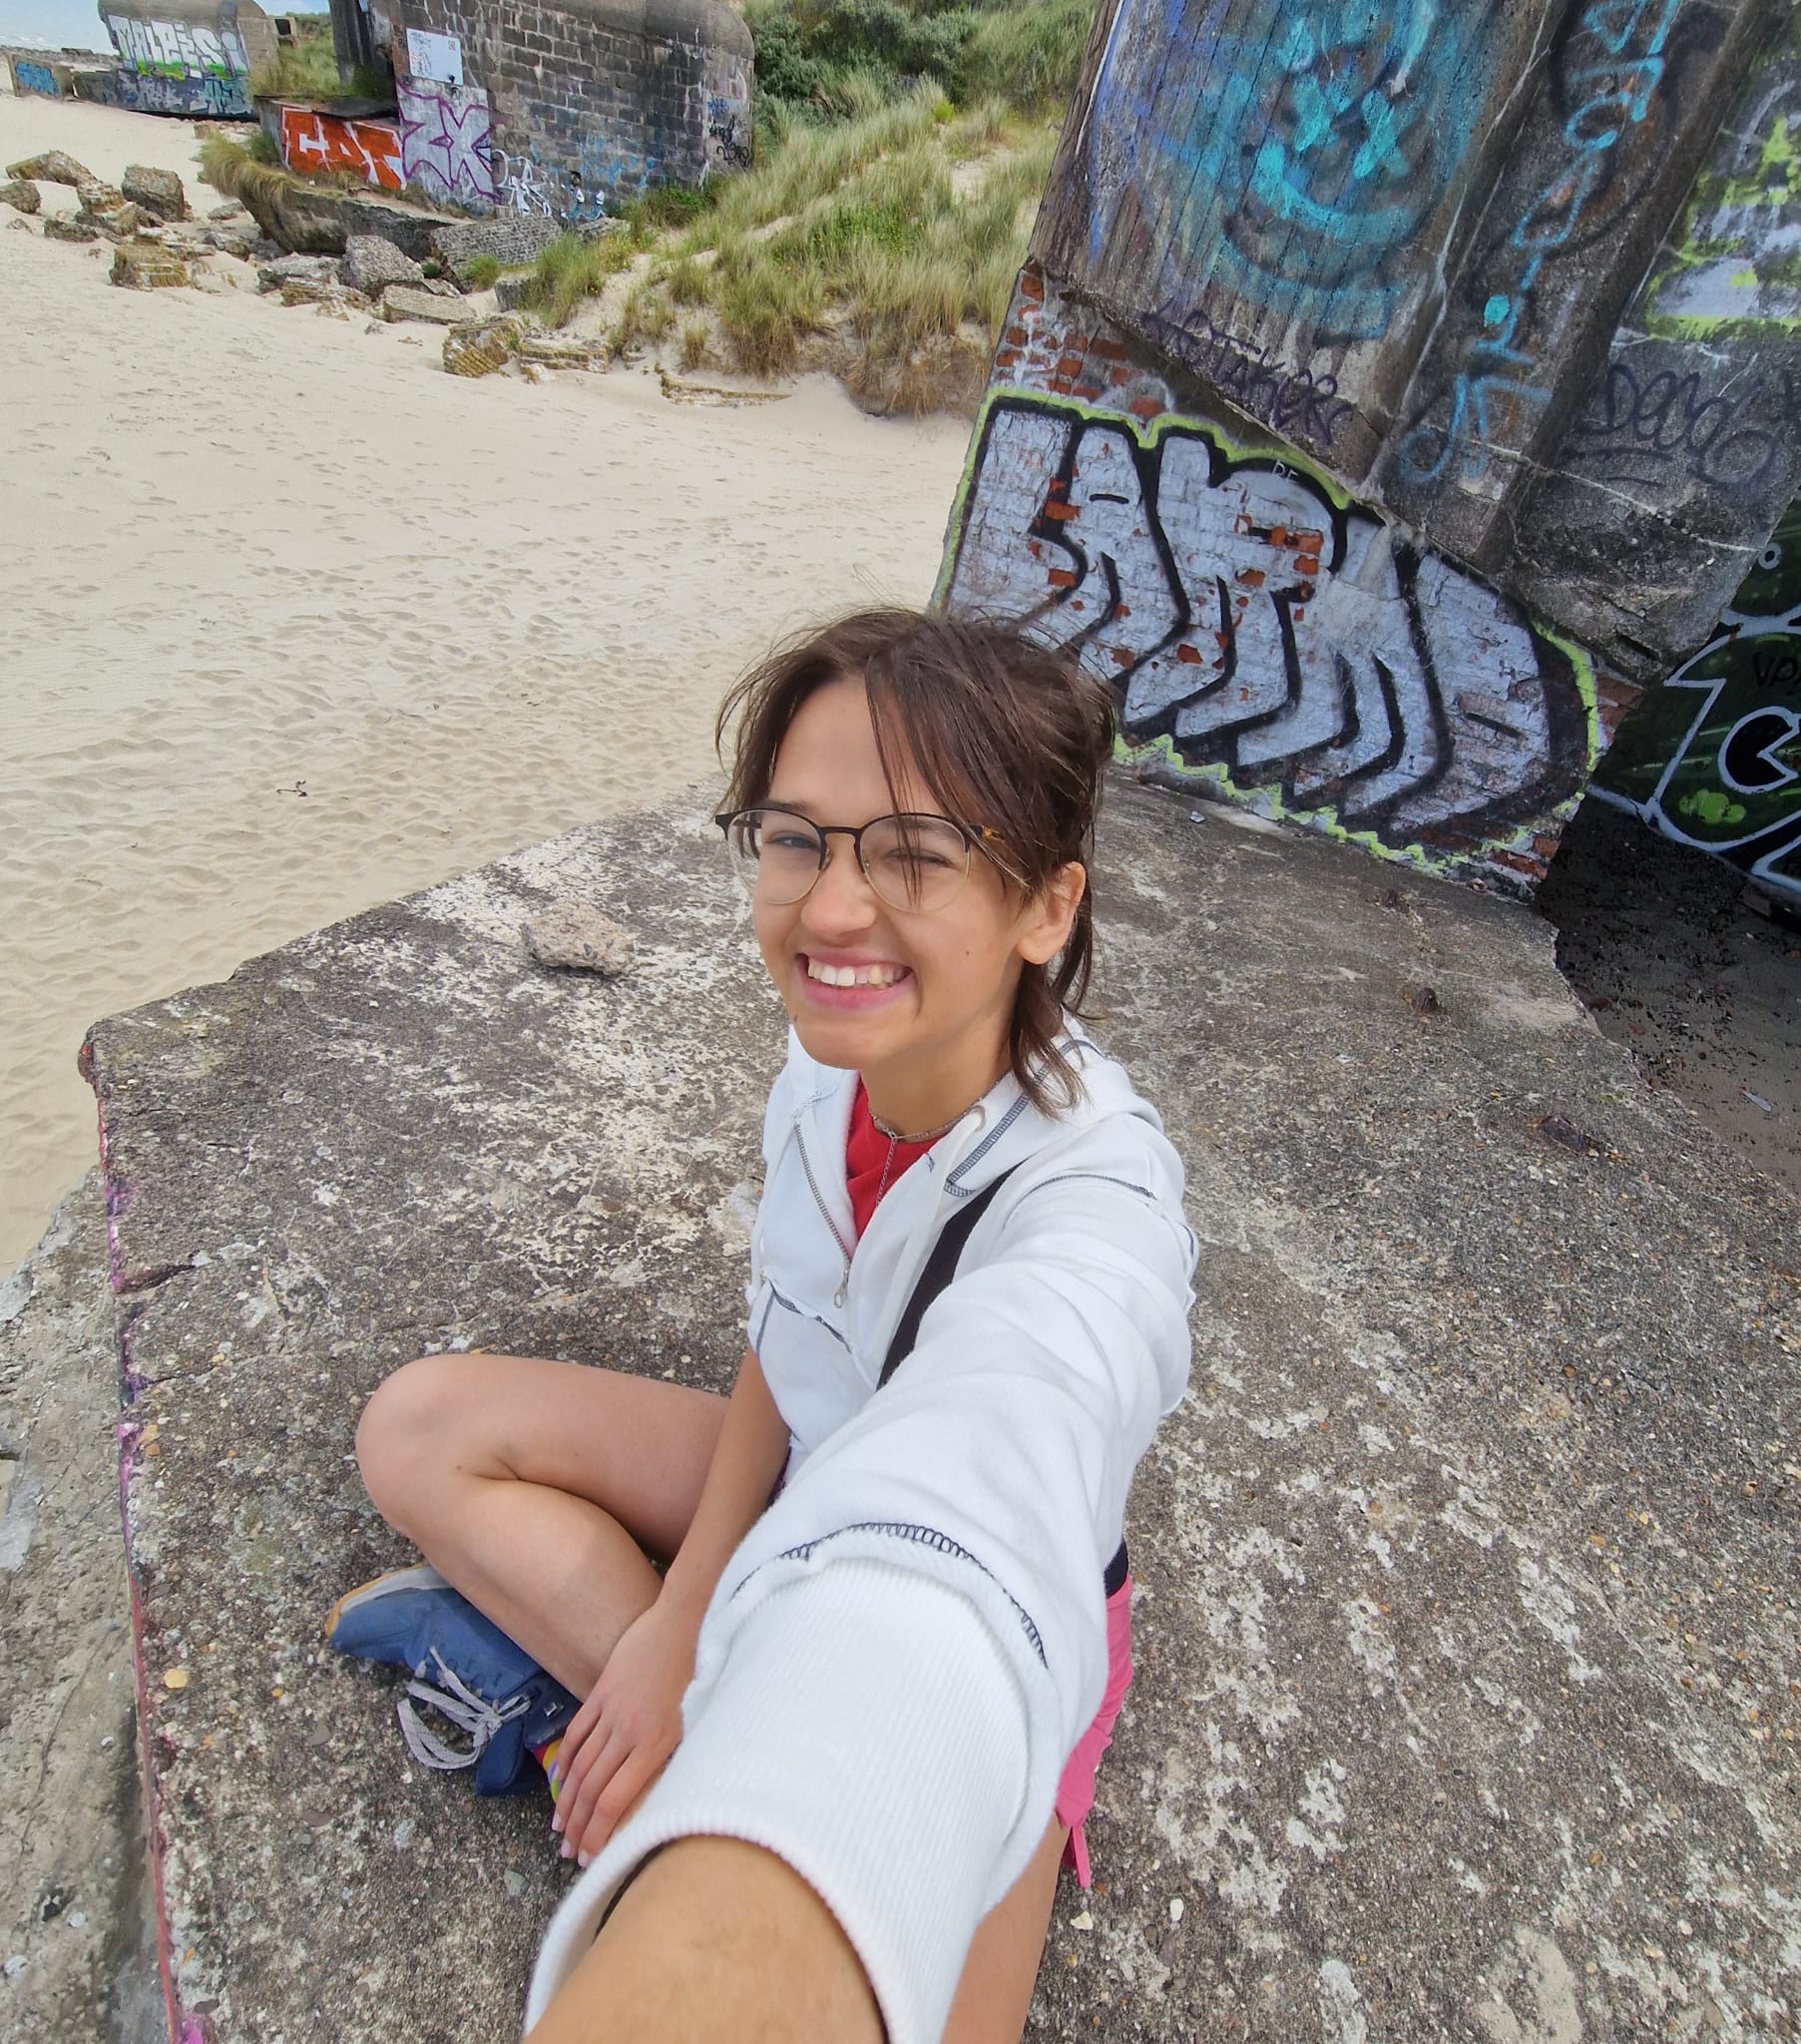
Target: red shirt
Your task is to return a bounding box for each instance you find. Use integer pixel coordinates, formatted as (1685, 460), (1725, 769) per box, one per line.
(846, 1081), (941, 1240)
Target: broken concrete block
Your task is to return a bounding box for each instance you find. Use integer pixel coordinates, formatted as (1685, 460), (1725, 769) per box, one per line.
(121, 164), (187, 222)
(384, 283), (474, 326)
(42, 214), (101, 244)
(4, 149), (92, 186)
(0, 177), (40, 216)
(111, 243), (190, 289)
(339, 234), (423, 296)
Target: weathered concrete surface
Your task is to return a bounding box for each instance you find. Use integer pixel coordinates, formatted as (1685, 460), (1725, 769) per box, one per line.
(80, 780), (1800, 2041)
(0, 1174), (158, 2042)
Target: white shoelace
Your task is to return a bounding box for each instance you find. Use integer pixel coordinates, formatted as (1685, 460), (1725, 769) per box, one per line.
(396, 1649), (532, 1772)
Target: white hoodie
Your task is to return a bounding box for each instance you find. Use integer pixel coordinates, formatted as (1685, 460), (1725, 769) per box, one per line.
(527, 1025), (1196, 2043)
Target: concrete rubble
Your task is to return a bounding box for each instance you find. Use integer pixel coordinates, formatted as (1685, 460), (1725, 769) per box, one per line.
(338, 234), (423, 298)
(51, 776), (1795, 2041)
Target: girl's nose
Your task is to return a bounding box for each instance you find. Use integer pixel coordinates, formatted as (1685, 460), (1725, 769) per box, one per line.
(801, 837), (879, 933)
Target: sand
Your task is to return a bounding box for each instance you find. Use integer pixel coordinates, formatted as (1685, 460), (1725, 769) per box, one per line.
(0, 89), (972, 1272)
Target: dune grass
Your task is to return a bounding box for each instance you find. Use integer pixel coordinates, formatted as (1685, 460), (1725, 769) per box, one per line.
(615, 89), (1057, 406)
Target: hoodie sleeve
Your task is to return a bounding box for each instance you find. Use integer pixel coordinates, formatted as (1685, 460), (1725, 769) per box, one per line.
(528, 1123), (1195, 2044)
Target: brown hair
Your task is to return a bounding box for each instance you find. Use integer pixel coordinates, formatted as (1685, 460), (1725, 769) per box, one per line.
(714, 607), (1117, 1114)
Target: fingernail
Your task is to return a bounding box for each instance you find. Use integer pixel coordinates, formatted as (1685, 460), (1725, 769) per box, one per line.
(559, 1841), (573, 1859)
(578, 1851), (591, 1869)
(551, 1813), (564, 1835)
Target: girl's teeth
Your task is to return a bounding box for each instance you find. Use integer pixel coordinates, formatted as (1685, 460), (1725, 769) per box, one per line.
(808, 960), (902, 987)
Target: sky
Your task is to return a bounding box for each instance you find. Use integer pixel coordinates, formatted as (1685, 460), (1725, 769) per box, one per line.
(3, 0), (112, 51)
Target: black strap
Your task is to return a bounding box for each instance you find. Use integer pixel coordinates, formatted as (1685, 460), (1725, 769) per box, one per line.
(877, 1166), (1129, 1595)
(877, 1169), (1018, 1388)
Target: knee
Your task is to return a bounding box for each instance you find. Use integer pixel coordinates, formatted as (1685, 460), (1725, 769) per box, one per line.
(355, 1353), (468, 1531)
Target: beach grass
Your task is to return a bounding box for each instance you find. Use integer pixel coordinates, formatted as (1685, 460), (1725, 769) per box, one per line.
(619, 88), (1055, 408)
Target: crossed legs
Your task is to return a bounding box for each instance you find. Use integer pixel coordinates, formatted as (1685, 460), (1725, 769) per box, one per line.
(354, 1351), (1067, 2044)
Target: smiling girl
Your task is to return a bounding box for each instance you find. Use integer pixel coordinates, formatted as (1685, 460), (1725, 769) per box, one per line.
(328, 610), (1195, 2044)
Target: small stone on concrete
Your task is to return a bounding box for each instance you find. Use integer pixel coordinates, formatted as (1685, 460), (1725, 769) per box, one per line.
(208, 200), (246, 222)
(0, 177), (40, 216)
(382, 283), (471, 326)
(523, 900), (634, 975)
(4, 150), (92, 186)
(339, 234), (423, 296)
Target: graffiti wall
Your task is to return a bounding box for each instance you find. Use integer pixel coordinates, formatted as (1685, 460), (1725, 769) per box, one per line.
(1513, 4), (1801, 662)
(964, 0), (1801, 890)
(1031, 0), (1788, 682)
(397, 75), (495, 210)
(941, 271), (1601, 894)
(100, 0), (273, 117)
(386, 0), (752, 221)
(277, 106), (404, 190)
(10, 55), (63, 94)
(1590, 498), (1801, 901)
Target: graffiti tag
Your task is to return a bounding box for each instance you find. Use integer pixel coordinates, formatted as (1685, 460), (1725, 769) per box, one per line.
(1397, 0), (1682, 490)
(945, 393), (1592, 860)
(1084, 0), (1505, 342)
(279, 107), (403, 191)
(398, 77), (496, 211)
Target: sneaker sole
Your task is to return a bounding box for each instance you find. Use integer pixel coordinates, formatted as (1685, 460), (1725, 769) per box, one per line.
(321, 1562), (452, 1646)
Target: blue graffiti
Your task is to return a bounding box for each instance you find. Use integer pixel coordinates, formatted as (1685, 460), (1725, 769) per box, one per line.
(1086, 0), (1504, 342)
(117, 65), (251, 116)
(1396, 0), (1682, 489)
(14, 59), (60, 95)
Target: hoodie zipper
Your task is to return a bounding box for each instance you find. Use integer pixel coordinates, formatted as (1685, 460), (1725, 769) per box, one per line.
(793, 1117), (855, 1306)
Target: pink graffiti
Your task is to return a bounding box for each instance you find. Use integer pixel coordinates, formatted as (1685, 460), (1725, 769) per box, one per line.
(398, 77), (496, 209)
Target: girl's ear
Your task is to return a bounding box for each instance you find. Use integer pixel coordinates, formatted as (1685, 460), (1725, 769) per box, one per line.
(1017, 862), (1087, 967)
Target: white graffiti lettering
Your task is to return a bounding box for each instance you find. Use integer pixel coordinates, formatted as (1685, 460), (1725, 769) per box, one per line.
(946, 396), (1592, 848)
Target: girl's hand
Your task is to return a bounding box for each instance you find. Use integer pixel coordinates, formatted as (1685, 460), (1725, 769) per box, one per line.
(550, 1595), (698, 1864)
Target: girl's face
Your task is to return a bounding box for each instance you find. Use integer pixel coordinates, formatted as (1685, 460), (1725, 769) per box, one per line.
(753, 674), (1083, 1130)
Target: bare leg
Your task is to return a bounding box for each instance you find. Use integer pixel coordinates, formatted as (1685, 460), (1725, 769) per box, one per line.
(941, 1818), (1068, 2044)
(354, 1351), (727, 1695)
(525, 1838), (882, 2044)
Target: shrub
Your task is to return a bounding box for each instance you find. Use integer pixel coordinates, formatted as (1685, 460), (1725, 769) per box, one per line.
(462, 254), (502, 288)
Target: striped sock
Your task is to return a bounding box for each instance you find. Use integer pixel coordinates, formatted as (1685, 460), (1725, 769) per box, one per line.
(534, 1736), (563, 1800)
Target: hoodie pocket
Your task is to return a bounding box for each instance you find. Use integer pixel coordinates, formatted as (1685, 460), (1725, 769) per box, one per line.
(749, 1280), (870, 1456)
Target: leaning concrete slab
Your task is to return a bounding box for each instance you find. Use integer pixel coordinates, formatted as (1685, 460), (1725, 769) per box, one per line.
(81, 780), (1799, 2041)
(0, 1175), (158, 2041)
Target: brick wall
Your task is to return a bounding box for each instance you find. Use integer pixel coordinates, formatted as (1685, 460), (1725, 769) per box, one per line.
(389, 0), (749, 218)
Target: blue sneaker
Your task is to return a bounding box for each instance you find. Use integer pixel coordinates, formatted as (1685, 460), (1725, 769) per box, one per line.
(323, 1564), (579, 1796)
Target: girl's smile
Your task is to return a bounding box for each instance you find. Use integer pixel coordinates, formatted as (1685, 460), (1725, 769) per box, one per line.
(752, 675), (1082, 1137)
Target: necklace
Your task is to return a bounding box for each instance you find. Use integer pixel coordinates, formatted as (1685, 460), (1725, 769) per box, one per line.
(868, 1096), (977, 1207)
(868, 1103), (970, 1145)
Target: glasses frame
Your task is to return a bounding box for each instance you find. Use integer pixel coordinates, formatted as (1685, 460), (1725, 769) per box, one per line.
(713, 804), (1020, 912)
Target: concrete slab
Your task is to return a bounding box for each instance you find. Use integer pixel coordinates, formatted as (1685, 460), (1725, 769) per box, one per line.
(80, 779), (1800, 2041)
(0, 1174), (159, 2042)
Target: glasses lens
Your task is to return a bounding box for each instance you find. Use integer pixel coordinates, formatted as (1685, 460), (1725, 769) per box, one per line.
(725, 808), (823, 904)
(861, 814), (972, 912)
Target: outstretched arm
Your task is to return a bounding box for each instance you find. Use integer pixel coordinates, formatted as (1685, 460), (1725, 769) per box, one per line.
(526, 1837), (880, 2044)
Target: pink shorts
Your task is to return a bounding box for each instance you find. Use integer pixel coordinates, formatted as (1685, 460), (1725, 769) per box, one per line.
(1054, 1576), (1133, 1887)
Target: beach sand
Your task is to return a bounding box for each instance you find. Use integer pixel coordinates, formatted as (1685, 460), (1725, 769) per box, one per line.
(0, 89), (972, 1271)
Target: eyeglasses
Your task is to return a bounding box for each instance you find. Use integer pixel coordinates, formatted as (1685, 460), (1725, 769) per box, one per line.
(714, 805), (1013, 913)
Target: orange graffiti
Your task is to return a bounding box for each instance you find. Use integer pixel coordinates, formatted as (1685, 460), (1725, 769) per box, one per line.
(278, 107), (404, 191)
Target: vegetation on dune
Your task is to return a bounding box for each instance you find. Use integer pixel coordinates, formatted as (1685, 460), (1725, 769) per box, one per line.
(531, 40), (1070, 411)
(746, 0), (1093, 119)
(248, 13), (386, 103)
(198, 130), (287, 205)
